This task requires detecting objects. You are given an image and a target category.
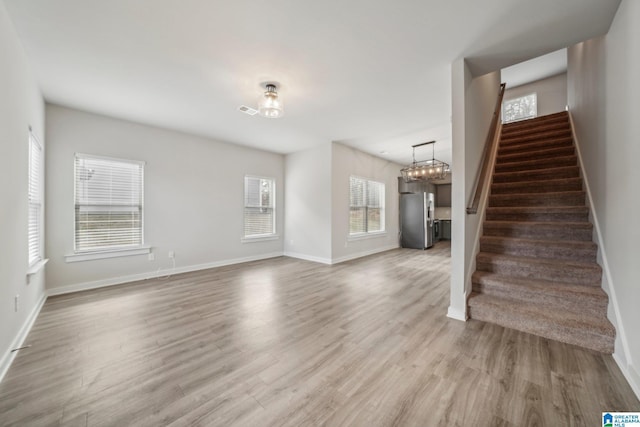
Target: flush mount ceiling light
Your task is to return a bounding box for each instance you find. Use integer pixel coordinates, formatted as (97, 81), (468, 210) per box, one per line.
(400, 140), (450, 183)
(258, 83), (284, 119)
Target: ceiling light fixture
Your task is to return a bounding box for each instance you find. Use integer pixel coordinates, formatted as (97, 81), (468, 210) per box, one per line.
(258, 83), (284, 119)
(400, 140), (450, 183)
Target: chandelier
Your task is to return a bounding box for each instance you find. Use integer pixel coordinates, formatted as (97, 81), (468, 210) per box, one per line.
(400, 140), (450, 183)
(258, 83), (284, 118)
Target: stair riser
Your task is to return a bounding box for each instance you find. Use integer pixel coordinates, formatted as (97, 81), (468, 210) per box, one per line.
(495, 156), (577, 173)
(500, 122), (570, 139)
(475, 259), (601, 285)
(498, 137), (573, 156)
(468, 304), (614, 353)
(471, 283), (607, 317)
(485, 211), (589, 222)
(491, 179), (582, 195)
(501, 121), (570, 138)
(489, 192), (585, 207)
(496, 147), (575, 165)
(501, 130), (572, 146)
(502, 114), (568, 134)
(479, 239), (597, 263)
(493, 166), (580, 183)
(483, 225), (593, 241)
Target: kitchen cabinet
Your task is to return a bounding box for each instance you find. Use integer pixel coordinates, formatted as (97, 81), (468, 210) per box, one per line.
(436, 184), (451, 207)
(398, 177), (436, 194)
(440, 220), (451, 240)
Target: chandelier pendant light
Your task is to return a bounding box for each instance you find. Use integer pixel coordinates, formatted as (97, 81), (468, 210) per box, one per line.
(400, 140), (450, 183)
(258, 83), (284, 118)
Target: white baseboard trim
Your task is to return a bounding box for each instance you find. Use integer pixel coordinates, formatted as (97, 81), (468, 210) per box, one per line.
(284, 245), (400, 266)
(283, 251), (332, 265)
(613, 353), (640, 400)
(47, 252), (284, 297)
(447, 305), (467, 321)
(0, 292), (47, 383)
(330, 244), (399, 265)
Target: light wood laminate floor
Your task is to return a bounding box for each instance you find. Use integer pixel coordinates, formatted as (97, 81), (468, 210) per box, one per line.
(1, 242), (638, 426)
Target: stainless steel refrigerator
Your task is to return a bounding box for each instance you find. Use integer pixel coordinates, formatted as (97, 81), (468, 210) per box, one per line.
(400, 192), (435, 249)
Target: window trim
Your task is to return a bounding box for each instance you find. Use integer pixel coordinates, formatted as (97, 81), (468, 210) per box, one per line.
(348, 175), (386, 236)
(28, 130), (44, 268)
(65, 245), (151, 263)
(72, 153), (146, 257)
(347, 230), (387, 242)
(242, 175), (277, 240)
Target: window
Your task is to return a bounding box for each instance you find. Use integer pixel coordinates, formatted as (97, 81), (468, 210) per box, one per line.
(502, 93), (537, 123)
(28, 132), (43, 266)
(349, 176), (385, 235)
(74, 154), (144, 253)
(244, 176), (276, 238)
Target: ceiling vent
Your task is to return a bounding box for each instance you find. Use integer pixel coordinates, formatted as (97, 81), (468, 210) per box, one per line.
(238, 105), (258, 116)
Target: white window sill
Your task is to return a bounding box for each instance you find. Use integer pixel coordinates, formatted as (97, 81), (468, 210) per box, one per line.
(241, 234), (279, 243)
(348, 231), (387, 242)
(65, 246), (151, 263)
(27, 258), (49, 276)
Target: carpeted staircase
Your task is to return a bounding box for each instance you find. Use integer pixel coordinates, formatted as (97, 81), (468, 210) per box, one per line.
(467, 111), (616, 353)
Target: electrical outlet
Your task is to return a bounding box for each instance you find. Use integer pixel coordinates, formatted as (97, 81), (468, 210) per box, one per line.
(148, 253), (155, 261)
(168, 251), (175, 259)
(14, 295), (19, 312)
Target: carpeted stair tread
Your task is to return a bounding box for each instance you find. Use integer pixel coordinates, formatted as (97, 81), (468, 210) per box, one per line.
(501, 112), (568, 133)
(471, 271), (608, 316)
(494, 155), (577, 173)
(493, 165), (580, 183)
(491, 177), (583, 194)
(485, 206), (590, 222)
(469, 111), (615, 353)
(500, 121), (572, 141)
(467, 293), (615, 353)
(475, 252), (602, 285)
(479, 235), (597, 262)
(496, 145), (575, 164)
(500, 129), (573, 146)
(483, 220), (593, 241)
(498, 136), (574, 156)
(501, 116), (569, 136)
(489, 190), (585, 207)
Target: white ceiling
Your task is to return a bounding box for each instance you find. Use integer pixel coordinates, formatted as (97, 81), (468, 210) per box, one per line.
(3, 0), (620, 167)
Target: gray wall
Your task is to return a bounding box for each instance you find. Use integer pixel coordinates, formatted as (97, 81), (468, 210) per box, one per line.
(449, 59), (501, 320)
(45, 105), (285, 293)
(284, 143), (333, 263)
(284, 141), (402, 264)
(331, 142), (401, 263)
(0, 2), (46, 377)
(504, 72), (567, 117)
(567, 0), (640, 396)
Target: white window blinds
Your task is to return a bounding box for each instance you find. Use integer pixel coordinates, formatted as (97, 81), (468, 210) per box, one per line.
(502, 93), (537, 123)
(349, 176), (385, 235)
(244, 176), (275, 237)
(28, 132), (43, 266)
(74, 154), (144, 252)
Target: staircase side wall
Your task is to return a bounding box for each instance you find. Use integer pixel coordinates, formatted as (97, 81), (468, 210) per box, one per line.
(449, 59), (501, 320)
(568, 0), (640, 398)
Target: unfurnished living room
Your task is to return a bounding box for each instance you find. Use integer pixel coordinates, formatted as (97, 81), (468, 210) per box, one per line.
(1, 0), (640, 426)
